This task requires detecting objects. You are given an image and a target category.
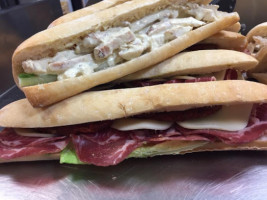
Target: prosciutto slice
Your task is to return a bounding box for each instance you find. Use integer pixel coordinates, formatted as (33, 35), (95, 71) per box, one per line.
(0, 128), (68, 160)
(71, 130), (141, 166)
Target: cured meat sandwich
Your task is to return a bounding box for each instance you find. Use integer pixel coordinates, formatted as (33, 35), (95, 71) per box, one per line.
(246, 22), (267, 84)
(13, 0), (240, 107)
(1, 80), (267, 166)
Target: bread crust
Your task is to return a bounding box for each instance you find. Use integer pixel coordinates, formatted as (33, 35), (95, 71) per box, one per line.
(1, 80), (267, 128)
(224, 22), (241, 32)
(200, 30), (247, 51)
(48, 0), (213, 28)
(182, 139), (267, 153)
(251, 73), (267, 85)
(48, 0), (132, 28)
(246, 23), (267, 73)
(0, 154), (60, 163)
(247, 22), (267, 42)
(12, 0), (240, 107)
(118, 50), (257, 81)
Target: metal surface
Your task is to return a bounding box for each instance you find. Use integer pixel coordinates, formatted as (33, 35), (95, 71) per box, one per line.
(1, 1), (267, 199)
(0, 150), (267, 200)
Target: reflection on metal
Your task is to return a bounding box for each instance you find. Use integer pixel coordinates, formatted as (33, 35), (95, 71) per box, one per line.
(0, 152), (267, 199)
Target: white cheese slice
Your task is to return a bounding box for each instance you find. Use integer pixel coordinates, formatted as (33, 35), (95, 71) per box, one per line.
(15, 128), (56, 138)
(112, 118), (172, 131)
(177, 104), (253, 131)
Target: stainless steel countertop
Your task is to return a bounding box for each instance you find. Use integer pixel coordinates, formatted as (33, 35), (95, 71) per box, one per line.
(0, 151), (267, 200)
(1, 1), (267, 199)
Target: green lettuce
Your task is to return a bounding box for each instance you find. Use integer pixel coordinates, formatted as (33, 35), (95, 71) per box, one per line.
(18, 73), (57, 87)
(60, 148), (85, 164)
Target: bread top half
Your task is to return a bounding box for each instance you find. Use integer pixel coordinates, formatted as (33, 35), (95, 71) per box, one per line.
(1, 80), (267, 128)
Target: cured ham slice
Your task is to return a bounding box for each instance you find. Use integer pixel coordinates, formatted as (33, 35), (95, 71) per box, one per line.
(71, 130), (141, 166)
(0, 129), (68, 160)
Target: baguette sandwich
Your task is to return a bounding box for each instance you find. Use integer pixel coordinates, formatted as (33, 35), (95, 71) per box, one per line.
(49, 0), (246, 51)
(246, 22), (267, 83)
(114, 49), (256, 85)
(1, 80), (267, 166)
(13, 0), (240, 107)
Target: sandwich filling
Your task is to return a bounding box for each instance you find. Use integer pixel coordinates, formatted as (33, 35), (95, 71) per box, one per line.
(247, 36), (267, 56)
(1, 103), (267, 166)
(18, 3), (225, 87)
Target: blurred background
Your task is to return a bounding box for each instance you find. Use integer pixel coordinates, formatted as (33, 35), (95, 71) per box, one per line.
(0, 0), (266, 94)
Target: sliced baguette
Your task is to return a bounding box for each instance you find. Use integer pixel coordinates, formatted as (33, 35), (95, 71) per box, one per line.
(251, 73), (267, 85)
(1, 80), (267, 128)
(247, 22), (267, 73)
(118, 50), (257, 81)
(48, 0), (213, 28)
(12, 0), (240, 107)
(200, 30), (247, 51)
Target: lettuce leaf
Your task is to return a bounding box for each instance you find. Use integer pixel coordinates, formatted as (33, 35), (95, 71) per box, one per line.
(60, 148), (85, 164)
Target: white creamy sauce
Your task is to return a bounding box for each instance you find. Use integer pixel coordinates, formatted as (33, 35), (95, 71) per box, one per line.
(185, 3), (221, 22)
(21, 4), (220, 81)
(177, 104), (253, 131)
(112, 118), (173, 131)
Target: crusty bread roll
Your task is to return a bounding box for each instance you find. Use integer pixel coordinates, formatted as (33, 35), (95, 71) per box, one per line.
(200, 30), (247, 51)
(12, 0), (240, 107)
(251, 73), (267, 85)
(1, 80), (267, 128)
(247, 22), (267, 73)
(224, 22), (241, 32)
(49, 0), (132, 28)
(0, 154), (60, 163)
(48, 0), (213, 28)
(118, 50), (257, 81)
(247, 22), (267, 42)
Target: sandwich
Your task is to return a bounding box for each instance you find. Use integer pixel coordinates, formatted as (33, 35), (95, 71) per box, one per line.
(1, 80), (267, 166)
(13, 0), (240, 107)
(106, 49), (257, 88)
(246, 22), (267, 83)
